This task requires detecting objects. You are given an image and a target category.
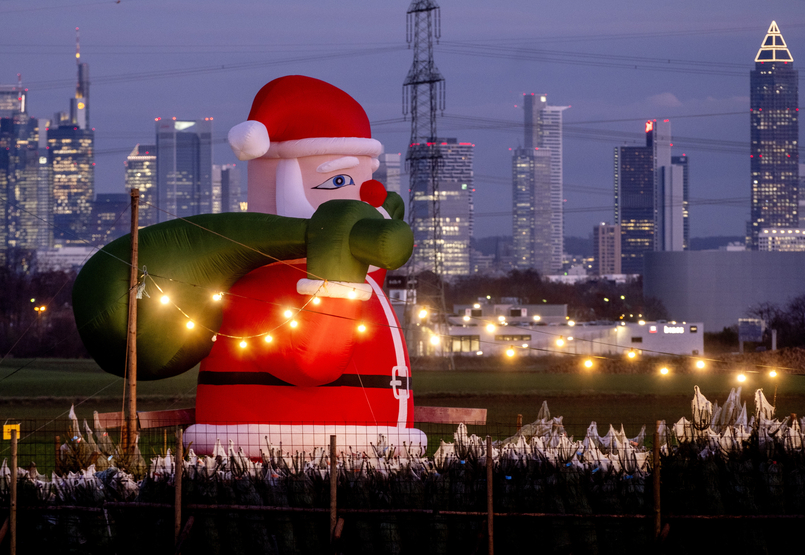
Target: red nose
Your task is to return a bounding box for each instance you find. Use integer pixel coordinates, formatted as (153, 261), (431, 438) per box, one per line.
(359, 179), (388, 207)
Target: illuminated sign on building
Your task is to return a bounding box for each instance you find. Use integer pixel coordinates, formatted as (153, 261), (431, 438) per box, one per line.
(645, 121), (654, 133)
(664, 325), (684, 334)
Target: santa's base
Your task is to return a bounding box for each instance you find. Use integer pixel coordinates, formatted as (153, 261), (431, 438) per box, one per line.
(184, 423), (427, 458)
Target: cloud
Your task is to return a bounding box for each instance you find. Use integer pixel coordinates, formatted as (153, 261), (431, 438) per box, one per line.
(648, 92), (683, 108)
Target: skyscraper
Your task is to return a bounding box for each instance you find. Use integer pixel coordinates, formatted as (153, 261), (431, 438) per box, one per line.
(375, 153), (402, 200)
(749, 21), (799, 248)
(124, 144), (157, 226)
(155, 118), (213, 223)
(0, 83), (26, 118)
(521, 93), (568, 272)
(512, 147), (552, 274)
(50, 31), (94, 247)
(0, 96), (51, 267)
(615, 120), (685, 274)
(212, 164), (243, 213)
(88, 193), (130, 246)
(49, 125), (94, 247)
(593, 223), (621, 275)
(671, 155), (690, 250)
(410, 138), (474, 276)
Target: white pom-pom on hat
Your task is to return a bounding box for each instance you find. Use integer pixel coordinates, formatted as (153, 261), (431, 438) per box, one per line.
(228, 120), (270, 161)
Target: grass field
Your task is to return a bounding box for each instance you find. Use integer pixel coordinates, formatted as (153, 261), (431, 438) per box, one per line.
(3, 357), (803, 428)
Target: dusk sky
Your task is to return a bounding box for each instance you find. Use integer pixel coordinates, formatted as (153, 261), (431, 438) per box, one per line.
(2, 0), (803, 240)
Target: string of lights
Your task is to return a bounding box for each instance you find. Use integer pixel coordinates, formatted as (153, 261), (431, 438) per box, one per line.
(141, 254), (793, 377)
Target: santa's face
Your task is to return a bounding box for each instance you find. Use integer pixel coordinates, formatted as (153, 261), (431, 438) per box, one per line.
(299, 154), (373, 209)
(247, 154), (375, 218)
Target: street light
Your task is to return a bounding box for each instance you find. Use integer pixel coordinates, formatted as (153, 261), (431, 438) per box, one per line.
(486, 324), (496, 333)
(556, 336), (565, 347)
(418, 309), (428, 319)
(627, 350), (637, 359)
(506, 346), (515, 357)
(696, 360), (705, 369)
(430, 335), (440, 345)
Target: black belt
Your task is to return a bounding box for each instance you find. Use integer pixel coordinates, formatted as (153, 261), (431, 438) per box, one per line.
(198, 371), (411, 390)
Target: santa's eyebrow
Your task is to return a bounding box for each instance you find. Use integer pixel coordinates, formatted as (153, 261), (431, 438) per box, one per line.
(316, 156), (360, 173)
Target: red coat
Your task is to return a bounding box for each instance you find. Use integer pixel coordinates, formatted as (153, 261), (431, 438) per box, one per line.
(195, 261), (414, 427)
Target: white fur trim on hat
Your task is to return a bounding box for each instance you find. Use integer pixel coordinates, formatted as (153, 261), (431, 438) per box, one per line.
(264, 137), (382, 159)
(228, 121), (270, 161)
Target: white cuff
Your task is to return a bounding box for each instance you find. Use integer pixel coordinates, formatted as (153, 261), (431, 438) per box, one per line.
(297, 279), (372, 301)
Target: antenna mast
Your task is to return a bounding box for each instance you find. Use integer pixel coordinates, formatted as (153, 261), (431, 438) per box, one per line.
(402, 1), (452, 367)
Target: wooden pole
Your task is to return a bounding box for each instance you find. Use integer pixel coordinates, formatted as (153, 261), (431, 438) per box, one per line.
(124, 189), (140, 453)
(174, 428), (183, 545)
(516, 414), (522, 432)
(486, 434), (493, 555)
(329, 434), (337, 542)
(653, 420), (661, 541)
(10, 429), (17, 555)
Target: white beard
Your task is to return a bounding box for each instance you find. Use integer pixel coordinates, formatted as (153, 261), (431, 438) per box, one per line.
(275, 158), (316, 218)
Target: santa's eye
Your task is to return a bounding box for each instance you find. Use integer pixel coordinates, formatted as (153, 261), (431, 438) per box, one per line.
(314, 174), (355, 189)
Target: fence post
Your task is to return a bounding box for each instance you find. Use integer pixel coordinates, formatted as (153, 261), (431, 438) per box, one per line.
(54, 435), (60, 475)
(653, 420), (661, 542)
(330, 434), (337, 543)
(516, 414), (522, 432)
(486, 434), (494, 555)
(174, 427), (183, 545)
(10, 428), (17, 555)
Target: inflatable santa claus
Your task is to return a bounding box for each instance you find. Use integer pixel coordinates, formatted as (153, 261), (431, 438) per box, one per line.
(72, 76), (425, 457)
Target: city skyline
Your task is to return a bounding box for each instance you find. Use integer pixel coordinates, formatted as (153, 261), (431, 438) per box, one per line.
(1, 1), (802, 241)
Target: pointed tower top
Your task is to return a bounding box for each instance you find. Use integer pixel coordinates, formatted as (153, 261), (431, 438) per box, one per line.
(755, 20), (793, 63)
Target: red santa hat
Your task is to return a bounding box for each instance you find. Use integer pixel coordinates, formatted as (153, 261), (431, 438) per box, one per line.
(228, 75), (383, 161)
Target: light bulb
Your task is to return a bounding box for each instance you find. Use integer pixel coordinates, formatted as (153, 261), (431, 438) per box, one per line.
(430, 335), (440, 345)
(769, 370), (777, 378)
(556, 336), (565, 347)
(186, 321), (194, 329)
(290, 320), (298, 328)
(283, 309), (293, 318)
(463, 315), (470, 322)
(737, 373), (746, 382)
(312, 297), (321, 305)
(696, 360), (705, 369)
(357, 324), (366, 333)
(506, 347), (515, 357)
(584, 359), (593, 368)
(486, 324), (496, 333)
(568, 320), (575, 327)
(418, 309), (428, 319)
(212, 293), (222, 301)
(533, 315), (541, 321)
(627, 351), (636, 359)
(264, 335), (273, 343)
(160, 295), (170, 304)
(239, 340), (247, 349)
(660, 367), (669, 375)
(348, 290), (357, 299)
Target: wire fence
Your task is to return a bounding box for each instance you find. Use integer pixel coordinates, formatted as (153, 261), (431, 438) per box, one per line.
(2, 409), (805, 553)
